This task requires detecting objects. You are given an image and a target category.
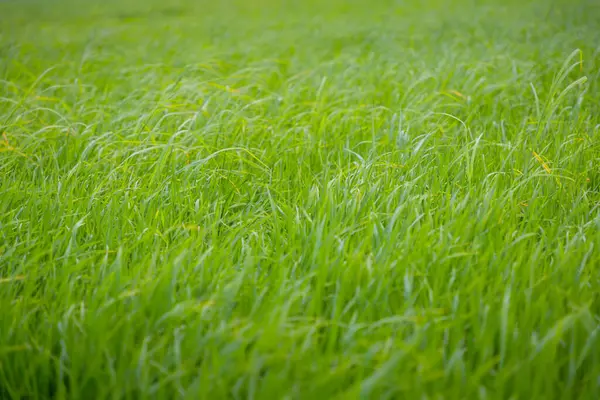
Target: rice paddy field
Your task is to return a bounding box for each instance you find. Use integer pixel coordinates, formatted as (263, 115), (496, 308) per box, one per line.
(1, 0), (600, 398)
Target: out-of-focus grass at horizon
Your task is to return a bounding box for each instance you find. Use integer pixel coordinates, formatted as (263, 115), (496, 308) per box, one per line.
(1, 0), (600, 398)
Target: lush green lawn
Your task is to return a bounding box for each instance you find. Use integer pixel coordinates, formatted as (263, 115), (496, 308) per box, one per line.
(1, 0), (600, 398)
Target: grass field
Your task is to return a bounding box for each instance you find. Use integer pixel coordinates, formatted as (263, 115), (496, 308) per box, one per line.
(1, 0), (600, 398)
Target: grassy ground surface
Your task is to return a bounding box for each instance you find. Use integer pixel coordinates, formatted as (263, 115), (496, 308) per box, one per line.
(1, 0), (600, 398)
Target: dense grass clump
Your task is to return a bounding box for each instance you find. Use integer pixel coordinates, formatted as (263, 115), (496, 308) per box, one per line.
(1, 0), (600, 398)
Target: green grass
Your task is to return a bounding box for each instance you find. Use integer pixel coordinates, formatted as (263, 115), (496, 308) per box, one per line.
(1, 0), (600, 398)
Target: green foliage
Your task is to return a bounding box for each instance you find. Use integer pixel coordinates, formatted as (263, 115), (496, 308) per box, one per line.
(1, 0), (599, 398)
